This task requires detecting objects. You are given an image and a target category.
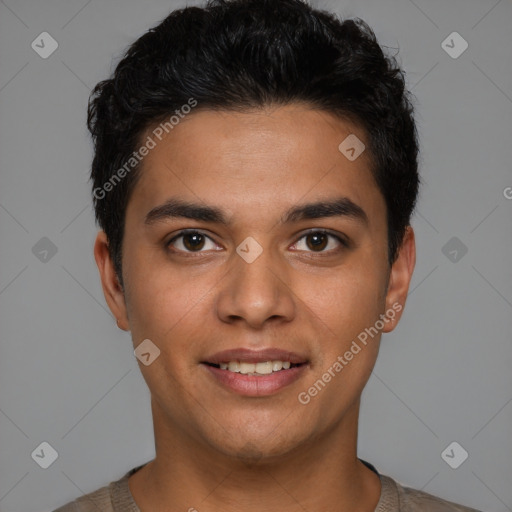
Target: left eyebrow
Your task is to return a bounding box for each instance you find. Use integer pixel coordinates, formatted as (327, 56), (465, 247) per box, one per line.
(281, 196), (368, 226)
(144, 196), (368, 227)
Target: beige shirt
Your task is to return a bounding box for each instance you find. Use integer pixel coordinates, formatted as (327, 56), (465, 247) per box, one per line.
(53, 462), (482, 511)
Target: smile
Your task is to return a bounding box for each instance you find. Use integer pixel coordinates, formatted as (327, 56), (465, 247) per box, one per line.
(206, 360), (300, 375)
(201, 361), (308, 396)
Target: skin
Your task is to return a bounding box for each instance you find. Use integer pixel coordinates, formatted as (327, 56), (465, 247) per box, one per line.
(94, 104), (415, 512)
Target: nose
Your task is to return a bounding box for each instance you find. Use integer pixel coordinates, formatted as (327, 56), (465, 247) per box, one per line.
(215, 244), (296, 329)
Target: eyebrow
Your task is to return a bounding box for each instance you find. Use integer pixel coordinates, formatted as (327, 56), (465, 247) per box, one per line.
(144, 196), (368, 227)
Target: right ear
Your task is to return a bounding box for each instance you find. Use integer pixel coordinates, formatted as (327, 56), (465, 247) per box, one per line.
(93, 231), (130, 331)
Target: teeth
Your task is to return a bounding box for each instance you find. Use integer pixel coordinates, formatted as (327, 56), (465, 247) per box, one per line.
(228, 361), (240, 372)
(255, 361), (273, 374)
(239, 362), (254, 374)
(216, 360), (296, 375)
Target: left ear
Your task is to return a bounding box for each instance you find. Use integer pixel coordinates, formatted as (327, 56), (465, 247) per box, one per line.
(382, 225), (416, 333)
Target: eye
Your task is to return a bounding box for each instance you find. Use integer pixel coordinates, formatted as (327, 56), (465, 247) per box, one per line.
(167, 230), (220, 253)
(166, 229), (348, 256)
(291, 230), (348, 253)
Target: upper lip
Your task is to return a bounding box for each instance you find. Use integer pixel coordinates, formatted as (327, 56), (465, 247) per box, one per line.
(203, 348), (308, 365)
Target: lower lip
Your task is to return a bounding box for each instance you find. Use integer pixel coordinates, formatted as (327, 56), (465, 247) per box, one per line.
(202, 364), (307, 396)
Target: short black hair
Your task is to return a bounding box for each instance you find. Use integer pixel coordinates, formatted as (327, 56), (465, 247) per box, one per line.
(88, 0), (419, 283)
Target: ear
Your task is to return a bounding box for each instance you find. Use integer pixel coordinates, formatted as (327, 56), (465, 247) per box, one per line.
(93, 231), (130, 331)
(382, 225), (416, 333)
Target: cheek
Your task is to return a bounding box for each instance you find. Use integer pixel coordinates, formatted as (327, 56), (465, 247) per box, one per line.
(296, 262), (387, 340)
(122, 243), (199, 338)
(296, 270), (384, 416)
(126, 274), (206, 341)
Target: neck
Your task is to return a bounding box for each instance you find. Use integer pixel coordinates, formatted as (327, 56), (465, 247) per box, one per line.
(129, 399), (381, 512)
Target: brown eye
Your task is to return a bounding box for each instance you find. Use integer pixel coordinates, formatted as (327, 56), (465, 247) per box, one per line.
(291, 230), (347, 253)
(305, 232), (328, 251)
(167, 230), (218, 253)
(182, 233), (205, 251)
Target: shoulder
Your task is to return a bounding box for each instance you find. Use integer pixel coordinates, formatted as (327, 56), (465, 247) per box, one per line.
(53, 484), (113, 512)
(53, 464), (145, 512)
(380, 473), (482, 512)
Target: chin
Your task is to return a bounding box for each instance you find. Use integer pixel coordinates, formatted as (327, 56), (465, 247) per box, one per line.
(203, 426), (309, 465)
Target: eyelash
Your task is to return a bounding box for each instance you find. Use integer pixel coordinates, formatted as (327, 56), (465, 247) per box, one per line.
(166, 229), (349, 256)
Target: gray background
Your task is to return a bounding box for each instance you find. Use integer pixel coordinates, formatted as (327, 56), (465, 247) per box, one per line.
(0, 0), (511, 510)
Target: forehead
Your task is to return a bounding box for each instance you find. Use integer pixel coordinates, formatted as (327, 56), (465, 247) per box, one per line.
(126, 105), (385, 228)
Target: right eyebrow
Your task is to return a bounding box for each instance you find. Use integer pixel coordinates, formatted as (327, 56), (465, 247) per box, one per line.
(144, 198), (229, 226)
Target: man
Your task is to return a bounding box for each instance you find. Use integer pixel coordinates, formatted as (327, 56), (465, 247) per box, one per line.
(55, 0), (481, 510)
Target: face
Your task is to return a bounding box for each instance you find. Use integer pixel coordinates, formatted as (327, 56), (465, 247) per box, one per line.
(95, 104), (415, 462)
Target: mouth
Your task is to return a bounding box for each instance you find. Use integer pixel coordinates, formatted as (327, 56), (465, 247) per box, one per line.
(200, 348), (309, 396)
(203, 360), (304, 376)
